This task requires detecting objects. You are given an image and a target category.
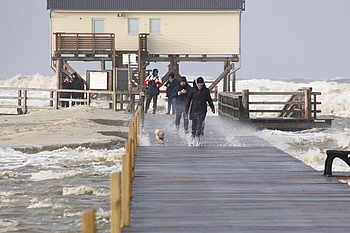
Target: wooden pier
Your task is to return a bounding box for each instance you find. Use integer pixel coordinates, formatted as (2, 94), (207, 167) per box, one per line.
(121, 115), (350, 233)
(218, 89), (333, 131)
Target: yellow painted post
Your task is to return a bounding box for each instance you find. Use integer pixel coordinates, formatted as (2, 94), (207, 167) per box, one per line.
(125, 138), (133, 197)
(137, 106), (141, 134)
(132, 121), (137, 156)
(136, 110), (140, 146)
(110, 172), (121, 233)
(130, 138), (135, 179)
(122, 153), (130, 226)
(125, 137), (130, 154)
(81, 209), (96, 233)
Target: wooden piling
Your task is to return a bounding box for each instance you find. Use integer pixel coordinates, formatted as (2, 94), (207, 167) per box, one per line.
(303, 88), (312, 119)
(81, 209), (96, 233)
(111, 172), (121, 233)
(122, 153), (130, 227)
(241, 89), (249, 119)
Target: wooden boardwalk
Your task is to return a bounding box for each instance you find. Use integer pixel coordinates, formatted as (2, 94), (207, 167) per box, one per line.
(122, 115), (350, 233)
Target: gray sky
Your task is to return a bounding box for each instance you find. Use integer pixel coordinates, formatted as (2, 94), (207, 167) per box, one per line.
(0, 0), (349, 80)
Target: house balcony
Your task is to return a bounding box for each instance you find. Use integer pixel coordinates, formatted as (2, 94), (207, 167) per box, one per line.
(52, 32), (116, 61)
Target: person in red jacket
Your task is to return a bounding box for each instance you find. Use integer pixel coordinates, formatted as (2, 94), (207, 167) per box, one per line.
(144, 69), (162, 114)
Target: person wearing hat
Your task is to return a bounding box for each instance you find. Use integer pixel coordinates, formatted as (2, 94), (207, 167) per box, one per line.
(144, 68), (162, 114)
(70, 72), (84, 106)
(60, 75), (72, 107)
(185, 77), (215, 144)
(171, 76), (191, 133)
(164, 72), (179, 115)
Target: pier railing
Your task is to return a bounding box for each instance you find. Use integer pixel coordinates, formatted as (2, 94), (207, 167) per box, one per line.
(218, 88), (320, 119)
(218, 88), (332, 130)
(0, 85), (216, 115)
(0, 87), (141, 114)
(81, 106), (141, 232)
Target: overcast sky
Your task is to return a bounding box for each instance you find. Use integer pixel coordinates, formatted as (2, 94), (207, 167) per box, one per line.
(0, 0), (349, 80)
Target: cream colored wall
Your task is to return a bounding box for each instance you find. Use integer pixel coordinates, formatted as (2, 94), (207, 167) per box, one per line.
(51, 11), (241, 55)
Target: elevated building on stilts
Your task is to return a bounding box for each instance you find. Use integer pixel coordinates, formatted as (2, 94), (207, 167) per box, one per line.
(46, 0), (245, 111)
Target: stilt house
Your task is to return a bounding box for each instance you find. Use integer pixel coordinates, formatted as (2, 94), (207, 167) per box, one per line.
(47, 0), (245, 108)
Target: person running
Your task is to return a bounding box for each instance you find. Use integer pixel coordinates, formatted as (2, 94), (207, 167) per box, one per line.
(171, 76), (191, 133)
(164, 72), (179, 115)
(185, 77), (215, 145)
(144, 69), (162, 114)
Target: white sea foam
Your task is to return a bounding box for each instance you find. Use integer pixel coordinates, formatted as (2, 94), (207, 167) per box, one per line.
(27, 197), (70, 209)
(0, 219), (24, 233)
(0, 74), (56, 89)
(31, 170), (83, 181)
(62, 186), (109, 196)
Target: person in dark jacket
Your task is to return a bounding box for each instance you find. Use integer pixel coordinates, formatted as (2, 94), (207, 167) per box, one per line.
(144, 69), (162, 114)
(60, 75), (72, 107)
(185, 77), (215, 143)
(171, 76), (191, 133)
(164, 72), (179, 115)
(70, 72), (84, 106)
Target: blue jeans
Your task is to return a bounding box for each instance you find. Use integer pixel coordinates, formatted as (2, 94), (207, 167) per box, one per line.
(167, 97), (175, 114)
(175, 105), (188, 131)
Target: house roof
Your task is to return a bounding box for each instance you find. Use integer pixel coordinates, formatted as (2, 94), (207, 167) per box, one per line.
(47, 0), (245, 11)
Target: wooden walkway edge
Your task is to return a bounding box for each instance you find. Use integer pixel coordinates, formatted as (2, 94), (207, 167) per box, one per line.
(122, 145), (350, 233)
(121, 115), (350, 233)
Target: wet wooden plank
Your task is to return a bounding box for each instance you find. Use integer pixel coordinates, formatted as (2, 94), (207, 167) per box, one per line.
(122, 116), (350, 233)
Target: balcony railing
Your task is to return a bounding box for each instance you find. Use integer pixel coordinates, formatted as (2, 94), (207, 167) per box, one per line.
(54, 32), (115, 56)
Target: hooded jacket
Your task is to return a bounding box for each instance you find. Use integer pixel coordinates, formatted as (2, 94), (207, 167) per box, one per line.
(165, 77), (179, 97)
(71, 73), (84, 98)
(144, 73), (162, 96)
(171, 77), (191, 107)
(185, 81), (214, 119)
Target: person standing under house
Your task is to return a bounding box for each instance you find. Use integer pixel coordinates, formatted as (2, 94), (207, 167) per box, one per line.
(185, 77), (215, 145)
(60, 75), (72, 107)
(171, 76), (191, 133)
(71, 72), (84, 106)
(164, 72), (179, 115)
(144, 69), (162, 114)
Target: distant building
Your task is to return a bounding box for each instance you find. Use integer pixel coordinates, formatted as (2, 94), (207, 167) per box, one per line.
(47, 0), (245, 93)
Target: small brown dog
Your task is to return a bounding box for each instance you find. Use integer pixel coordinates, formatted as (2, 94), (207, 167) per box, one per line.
(155, 129), (164, 144)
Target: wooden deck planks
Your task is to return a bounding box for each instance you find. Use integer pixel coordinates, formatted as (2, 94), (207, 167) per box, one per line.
(122, 115), (350, 233)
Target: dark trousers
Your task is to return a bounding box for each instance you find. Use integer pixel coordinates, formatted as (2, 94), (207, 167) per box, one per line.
(167, 97), (175, 114)
(175, 105), (188, 131)
(61, 101), (69, 107)
(191, 112), (206, 137)
(72, 97), (81, 106)
(145, 94), (158, 113)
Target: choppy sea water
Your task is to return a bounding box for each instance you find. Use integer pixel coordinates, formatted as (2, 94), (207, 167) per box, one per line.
(1, 74), (350, 232)
(0, 147), (123, 233)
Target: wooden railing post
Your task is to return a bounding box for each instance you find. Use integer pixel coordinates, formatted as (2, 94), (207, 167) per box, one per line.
(241, 89), (249, 119)
(111, 172), (121, 233)
(86, 90), (91, 106)
(54, 90), (59, 109)
(312, 93), (317, 119)
(17, 90), (22, 114)
(122, 153), (130, 227)
(50, 91), (54, 107)
(81, 209), (96, 233)
(303, 88), (312, 119)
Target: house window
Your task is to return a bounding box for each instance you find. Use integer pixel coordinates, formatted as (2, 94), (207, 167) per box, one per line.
(150, 18), (161, 35)
(128, 18), (139, 35)
(92, 19), (105, 33)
